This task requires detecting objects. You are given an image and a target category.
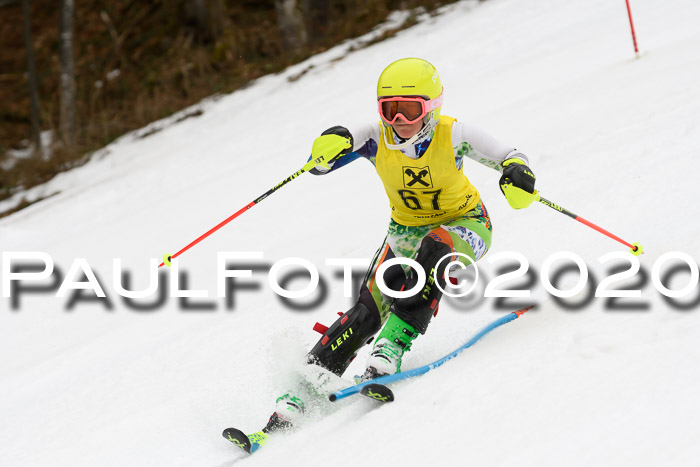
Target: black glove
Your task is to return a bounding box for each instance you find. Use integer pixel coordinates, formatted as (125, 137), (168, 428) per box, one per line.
(499, 158), (537, 209)
(499, 158), (536, 194)
(321, 125), (353, 143)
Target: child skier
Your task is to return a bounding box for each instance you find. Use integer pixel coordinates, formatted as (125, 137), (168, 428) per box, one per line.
(272, 57), (537, 430)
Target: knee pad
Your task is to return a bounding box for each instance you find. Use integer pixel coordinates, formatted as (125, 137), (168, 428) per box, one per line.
(307, 289), (382, 376)
(392, 235), (452, 334)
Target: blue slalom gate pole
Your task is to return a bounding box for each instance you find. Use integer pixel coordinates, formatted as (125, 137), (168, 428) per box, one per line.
(329, 306), (534, 402)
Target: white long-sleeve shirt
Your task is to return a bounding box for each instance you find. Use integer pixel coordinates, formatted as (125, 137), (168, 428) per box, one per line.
(311, 118), (528, 174)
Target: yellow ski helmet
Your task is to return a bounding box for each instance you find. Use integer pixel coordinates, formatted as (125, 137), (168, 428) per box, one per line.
(377, 57), (443, 101)
(376, 58), (443, 148)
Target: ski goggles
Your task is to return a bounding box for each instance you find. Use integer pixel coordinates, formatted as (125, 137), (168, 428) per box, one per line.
(377, 94), (443, 125)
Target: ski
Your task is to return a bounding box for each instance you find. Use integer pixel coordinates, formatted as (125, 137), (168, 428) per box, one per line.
(221, 306), (534, 453)
(223, 306), (531, 455)
(223, 377), (393, 454)
(330, 306), (534, 402)
(222, 427), (269, 454)
(359, 383), (394, 402)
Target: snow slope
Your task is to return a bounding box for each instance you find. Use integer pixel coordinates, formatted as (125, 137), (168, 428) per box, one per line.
(1, 0), (700, 465)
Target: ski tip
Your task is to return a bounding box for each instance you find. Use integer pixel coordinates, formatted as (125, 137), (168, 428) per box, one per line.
(222, 427), (252, 454)
(514, 305), (535, 317)
(360, 383), (395, 403)
(329, 393), (338, 402)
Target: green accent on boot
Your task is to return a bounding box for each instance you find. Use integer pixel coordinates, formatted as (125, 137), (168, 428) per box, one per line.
(373, 313), (419, 372)
(376, 313), (419, 349)
(274, 393), (306, 425)
(275, 393), (305, 409)
(275, 393), (304, 409)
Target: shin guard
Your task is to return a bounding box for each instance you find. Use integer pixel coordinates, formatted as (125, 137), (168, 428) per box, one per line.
(392, 235), (452, 334)
(307, 290), (382, 376)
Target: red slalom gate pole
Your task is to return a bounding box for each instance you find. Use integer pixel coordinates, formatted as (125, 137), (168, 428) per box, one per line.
(625, 0), (640, 58)
(536, 194), (644, 256)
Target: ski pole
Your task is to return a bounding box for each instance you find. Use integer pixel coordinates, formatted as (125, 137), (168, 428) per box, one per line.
(536, 194), (644, 256)
(330, 306), (533, 402)
(159, 156), (329, 268)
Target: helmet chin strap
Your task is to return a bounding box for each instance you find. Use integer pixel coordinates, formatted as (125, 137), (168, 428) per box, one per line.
(382, 114), (438, 151)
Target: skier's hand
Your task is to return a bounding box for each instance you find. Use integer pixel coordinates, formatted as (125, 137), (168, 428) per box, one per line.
(305, 126), (353, 173)
(499, 158), (538, 209)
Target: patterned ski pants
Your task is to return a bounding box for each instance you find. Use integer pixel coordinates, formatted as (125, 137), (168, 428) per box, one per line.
(362, 200), (493, 323)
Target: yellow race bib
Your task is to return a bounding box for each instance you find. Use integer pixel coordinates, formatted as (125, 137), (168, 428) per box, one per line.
(376, 116), (480, 226)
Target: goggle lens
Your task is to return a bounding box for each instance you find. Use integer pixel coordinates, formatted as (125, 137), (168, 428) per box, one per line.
(381, 100), (424, 122)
